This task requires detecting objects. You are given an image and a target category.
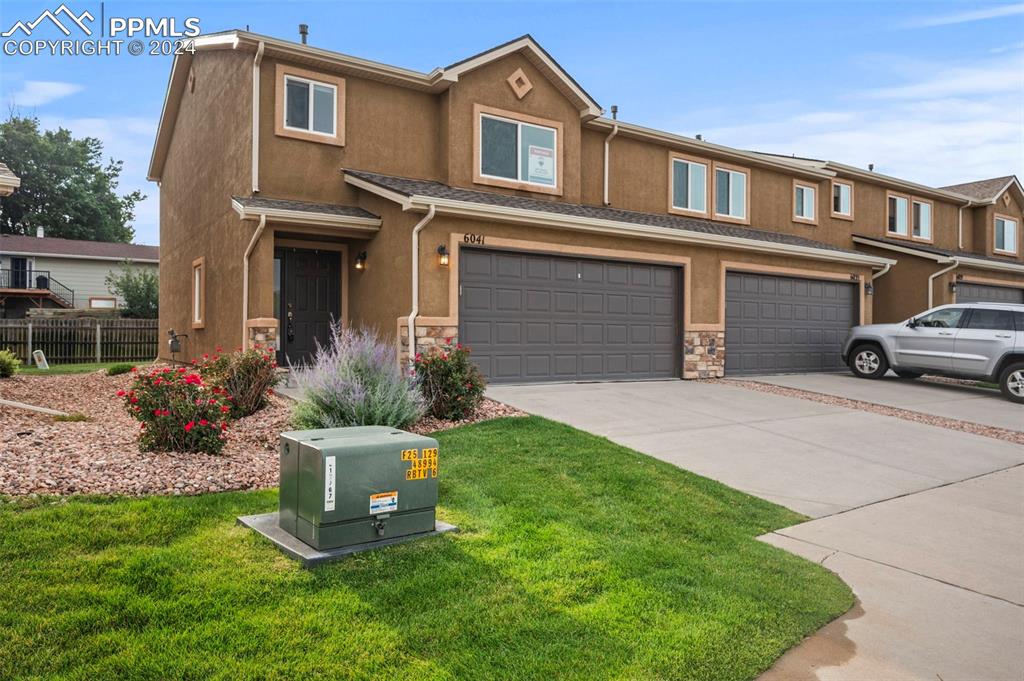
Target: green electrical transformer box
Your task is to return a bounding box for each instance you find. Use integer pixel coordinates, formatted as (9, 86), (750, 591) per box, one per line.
(278, 426), (439, 550)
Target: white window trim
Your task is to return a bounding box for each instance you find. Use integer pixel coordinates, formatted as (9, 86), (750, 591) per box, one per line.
(669, 156), (709, 216)
(887, 193), (909, 237)
(478, 112), (559, 190)
(191, 257), (205, 329)
(793, 180), (817, 225)
(831, 180), (854, 220)
(713, 165), (749, 223)
(283, 74), (338, 138)
(994, 215), (1019, 254)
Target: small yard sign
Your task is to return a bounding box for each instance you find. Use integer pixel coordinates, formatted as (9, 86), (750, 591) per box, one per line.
(32, 350), (49, 370)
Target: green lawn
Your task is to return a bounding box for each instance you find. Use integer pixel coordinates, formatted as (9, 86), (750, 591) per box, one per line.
(14, 361), (136, 376)
(0, 417), (851, 680)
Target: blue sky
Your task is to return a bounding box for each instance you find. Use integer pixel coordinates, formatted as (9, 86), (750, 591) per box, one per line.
(1, 0), (1022, 245)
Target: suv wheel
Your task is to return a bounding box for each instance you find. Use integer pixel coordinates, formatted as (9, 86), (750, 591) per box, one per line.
(849, 345), (889, 379)
(999, 362), (1024, 404)
(894, 370), (923, 379)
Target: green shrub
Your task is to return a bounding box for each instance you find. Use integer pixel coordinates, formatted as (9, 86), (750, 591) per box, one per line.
(413, 342), (486, 420)
(196, 347), (280, 418)
(106, 363), (135, 376)
(291, 326), (424, 429)
(118, 367), (232, 454)
(0, 349), (21, 378)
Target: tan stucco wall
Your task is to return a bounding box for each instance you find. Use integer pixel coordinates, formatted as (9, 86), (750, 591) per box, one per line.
(970, 190), (1024, 261)
(158, 49), (253, 360)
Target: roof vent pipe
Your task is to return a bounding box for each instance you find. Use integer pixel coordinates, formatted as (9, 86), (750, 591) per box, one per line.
(696, 134), (703, 141)
(299, 24), (308, 44)
(868, 163), (874, 172)
(610, 105), (618, 120)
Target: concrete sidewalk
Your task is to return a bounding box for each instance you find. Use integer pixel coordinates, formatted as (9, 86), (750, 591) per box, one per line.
(750, 372), (1021, 431)
(489, 380), (1024, 681)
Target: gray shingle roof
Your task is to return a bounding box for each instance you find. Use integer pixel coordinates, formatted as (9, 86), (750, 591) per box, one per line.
(0, 234), (158, 260)
(939, 176), (1017, 201)
(853, 234), (1022, 266)
(232, 195), (378, 219)
(345, 169), (870, 256)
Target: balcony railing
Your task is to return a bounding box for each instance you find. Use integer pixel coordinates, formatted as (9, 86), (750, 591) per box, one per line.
(0, 269), (75, 307)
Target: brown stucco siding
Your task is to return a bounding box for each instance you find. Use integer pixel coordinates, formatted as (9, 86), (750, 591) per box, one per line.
(159, 50), (253, 360)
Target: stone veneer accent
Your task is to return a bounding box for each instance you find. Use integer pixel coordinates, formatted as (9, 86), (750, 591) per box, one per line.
(246, 317), (279, 351)
(398, 321), (459, 364)
(683, 330), (725, 379)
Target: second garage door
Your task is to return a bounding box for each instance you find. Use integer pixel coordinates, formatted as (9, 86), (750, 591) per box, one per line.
(957, 282), (1024, 305)
(459, 249), (680, 383)
(725, 271), (858, 376)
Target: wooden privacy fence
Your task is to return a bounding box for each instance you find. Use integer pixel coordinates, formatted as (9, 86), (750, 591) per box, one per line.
(0, 319), (159, 364)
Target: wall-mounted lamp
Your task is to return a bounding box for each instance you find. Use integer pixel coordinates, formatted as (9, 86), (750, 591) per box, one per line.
(437, 244), (449, 267)
(949, 281), (957, 294)
(864, 282), (874, 296)
(354, 251), (368, 271)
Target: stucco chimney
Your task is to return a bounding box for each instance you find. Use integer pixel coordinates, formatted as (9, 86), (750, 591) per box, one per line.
(36, 226), (44, 238)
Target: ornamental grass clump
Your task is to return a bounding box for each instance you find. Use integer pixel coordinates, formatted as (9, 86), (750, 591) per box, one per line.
(119, 366), (233, 454)
(291, 326), (424, 429)
(414, 341), (486, 420)
(196, 346), (280, 418)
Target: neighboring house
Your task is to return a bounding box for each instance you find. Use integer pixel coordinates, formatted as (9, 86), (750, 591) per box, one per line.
(0, 163), (20, 197)
(0, 233), (159, 318)
(148, 31), (1023, 381)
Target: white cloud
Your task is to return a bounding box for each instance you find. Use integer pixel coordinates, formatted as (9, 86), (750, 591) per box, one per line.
(905, 3), (1024, 28)
(990, 41), (1024, 54)
(37, 115), (159, 245)
(861, 55), (1024, 100)
(8, 80), (83, 107)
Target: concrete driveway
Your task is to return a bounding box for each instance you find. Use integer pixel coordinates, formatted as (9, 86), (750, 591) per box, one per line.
(751, 372), (1021, 432)
(488, 380), (1024, 681)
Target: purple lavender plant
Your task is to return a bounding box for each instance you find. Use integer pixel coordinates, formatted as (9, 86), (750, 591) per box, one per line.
(290, 325), (424, 429)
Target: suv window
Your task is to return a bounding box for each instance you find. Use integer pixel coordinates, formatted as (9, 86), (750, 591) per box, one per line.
(964, 308), (1015, 331)
(1015, 311), (1024, 333)
(915, 308), (965, 328)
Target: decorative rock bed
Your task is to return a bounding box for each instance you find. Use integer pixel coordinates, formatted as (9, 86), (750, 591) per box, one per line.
(0, 369), (525, 497)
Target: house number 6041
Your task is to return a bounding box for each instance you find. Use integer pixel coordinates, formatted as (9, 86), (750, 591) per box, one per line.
(463, 234), (485, 245)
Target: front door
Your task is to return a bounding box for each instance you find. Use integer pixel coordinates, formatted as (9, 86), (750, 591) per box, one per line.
(277, 248), (341, 367)
(10, 257), (29, 288)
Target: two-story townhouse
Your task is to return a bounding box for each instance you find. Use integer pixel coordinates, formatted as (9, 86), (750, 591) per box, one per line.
(148, 31), (1023, 382)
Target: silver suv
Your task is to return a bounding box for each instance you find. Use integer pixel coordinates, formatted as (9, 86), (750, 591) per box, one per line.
(841, 303), (1024, 403)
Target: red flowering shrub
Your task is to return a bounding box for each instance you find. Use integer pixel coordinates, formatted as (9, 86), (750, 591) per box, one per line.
(194, 346), (280, 418)
(413, 340), (485, 420)
(119, 367), (232, 454)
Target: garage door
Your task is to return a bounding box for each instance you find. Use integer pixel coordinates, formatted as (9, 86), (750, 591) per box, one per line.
(725, 272), (858, 376)
(459, 249), (680, 383)
(957, 282), (1024, 305)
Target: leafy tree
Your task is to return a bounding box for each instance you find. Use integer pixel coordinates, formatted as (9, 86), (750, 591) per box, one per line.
(105, 262), (158, 318)
(0, 114), (144, 242)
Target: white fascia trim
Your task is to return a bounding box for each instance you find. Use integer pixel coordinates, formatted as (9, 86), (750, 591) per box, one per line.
(956, 256), (1024, 275)
(852, 236), (1024, 274)
(230, 198), (382, 230)
(851, 236), (953, 263)
(0, 250), (158, 263)
(588, 118), (835, 180)
(406, 195), (896, 268)
(344, 174), (414, 209)
(826, 162), (970, 204)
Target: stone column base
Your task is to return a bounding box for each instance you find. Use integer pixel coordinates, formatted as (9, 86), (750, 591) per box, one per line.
(246, 317), (279, 351)
(683, 330), (725, 379)
(398, 320), (458, 364)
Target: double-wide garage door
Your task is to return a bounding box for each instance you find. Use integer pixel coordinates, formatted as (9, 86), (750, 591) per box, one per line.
(957, 282), (1024, 305)
(459, 249), (679, 383)
(725, 272), (858, 376)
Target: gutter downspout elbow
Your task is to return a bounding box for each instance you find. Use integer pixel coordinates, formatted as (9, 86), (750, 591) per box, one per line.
(871, 262), (892, 281)
(251, 41), (265, 194)
(242, 214), (267, 348)
(928, 258), (959, 309)
(603, 123), (618, 206)
(407, 204), (437, 365)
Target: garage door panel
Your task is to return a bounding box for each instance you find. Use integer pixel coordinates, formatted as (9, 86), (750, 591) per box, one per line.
(726, 271), (857, 376)
(957, 283), (1024, 304)
(460, 248), (679, 383)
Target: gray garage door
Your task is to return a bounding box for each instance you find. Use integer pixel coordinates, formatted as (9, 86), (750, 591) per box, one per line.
(725, 272), (858, 376)
(957, 282), (1024, 305)
(459, 249), (680, 383)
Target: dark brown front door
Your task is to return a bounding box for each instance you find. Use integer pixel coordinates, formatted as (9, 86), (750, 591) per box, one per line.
(277, 248), (340, 367)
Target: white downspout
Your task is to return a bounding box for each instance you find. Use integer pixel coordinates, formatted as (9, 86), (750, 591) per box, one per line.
(603, 122), (619, 206)
(928, 258), (959, 309)
(406, 205), (437, 363)
(242, 214), (267, 347)
(871, 262), (892, 281)
(957, 205), (964, 250)
(251, 41), (265, 194)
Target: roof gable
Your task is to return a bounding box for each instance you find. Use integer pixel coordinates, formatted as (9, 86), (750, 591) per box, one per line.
(940, 175), (1021, 203)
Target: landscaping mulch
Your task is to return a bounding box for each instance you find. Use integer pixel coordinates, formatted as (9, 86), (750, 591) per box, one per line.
(0, 370), (525, 497)
(727, 378), (1024, 444)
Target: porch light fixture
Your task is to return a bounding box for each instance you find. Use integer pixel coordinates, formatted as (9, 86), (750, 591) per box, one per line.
(436, 244), (449, 267)
(949, 281), (957, 294)
(864, 282), (874, 296)
(354, 251), (368, 270)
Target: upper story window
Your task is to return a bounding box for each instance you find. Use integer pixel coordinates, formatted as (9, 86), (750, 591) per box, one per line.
(831, 180), (853, 219)
(713, 164), (749, 223)
(887, 194), (909, 236)
(669, 155), (708, 216)
(912, 200), (932, 240)
(275, 65), (345, 147)
(995, 215), (1018, 254)
(191, 257), (205, 329)
(474, 104), (562, 195)
(794, 181), (817, 224)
